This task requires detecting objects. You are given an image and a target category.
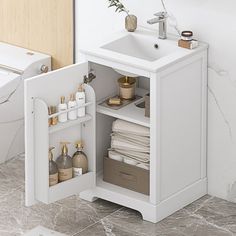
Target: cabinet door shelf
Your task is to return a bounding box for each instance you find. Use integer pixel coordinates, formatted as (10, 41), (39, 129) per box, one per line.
(48, 101), (93, 118)
(49, 172), (94, 203)
(49, 114), (92, 134)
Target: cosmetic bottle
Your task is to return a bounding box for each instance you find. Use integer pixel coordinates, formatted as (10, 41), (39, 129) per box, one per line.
(72, 141), (88, 177)
(48, 106), (58, 126)
(68, 94), (77, 120)
(50, 106), (58, 126)
(49, 147), (58, 186)
(48, 107), (52, 127)
(58, 96), (68, 123)
(76, 84), (86, 117)
(56, 142), (73, 182)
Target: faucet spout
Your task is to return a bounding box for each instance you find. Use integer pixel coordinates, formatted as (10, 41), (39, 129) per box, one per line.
(147, 12), (168, 39)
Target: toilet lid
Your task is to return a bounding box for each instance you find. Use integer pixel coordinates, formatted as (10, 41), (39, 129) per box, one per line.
(0, 42), (49, 74)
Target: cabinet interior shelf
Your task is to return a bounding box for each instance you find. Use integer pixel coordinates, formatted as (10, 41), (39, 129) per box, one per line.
(49, 114), (92, 134)
(96, 88), (150, 127)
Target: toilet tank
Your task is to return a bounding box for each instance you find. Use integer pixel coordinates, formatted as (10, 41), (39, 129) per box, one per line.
(0, 42), (51, 163)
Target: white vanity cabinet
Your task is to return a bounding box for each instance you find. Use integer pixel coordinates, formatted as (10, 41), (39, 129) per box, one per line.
(25, 45), (208, 223)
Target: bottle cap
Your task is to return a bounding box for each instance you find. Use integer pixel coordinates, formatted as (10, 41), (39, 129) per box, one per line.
(48, 147), (55, 161)
(50, 106), (57, 114)
(60, 96), (65, 104)
(70, 94), (75, 101)
(78, 84), (84, 92)
(60, 142), (70, 155)
(75, 141), (84, 149)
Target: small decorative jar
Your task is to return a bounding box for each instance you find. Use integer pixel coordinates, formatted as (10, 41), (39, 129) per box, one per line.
(125, 15), (137, 32)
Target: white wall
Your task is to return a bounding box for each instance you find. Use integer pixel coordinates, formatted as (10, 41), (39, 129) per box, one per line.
(76, 0), (236, 202)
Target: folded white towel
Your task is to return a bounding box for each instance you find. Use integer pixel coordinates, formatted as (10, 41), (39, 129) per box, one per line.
(108, 150), (150, 169)
(136, 163), (150, 170)
(108, 150), (123, 162)
(109, 149), (150, 163)
(112, 119), (150, 137)
(111, 132), (150, 147)
(111, 136), (150, 153)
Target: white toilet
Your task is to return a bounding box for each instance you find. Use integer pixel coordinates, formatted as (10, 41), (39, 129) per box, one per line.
(0, 42), (51, 164)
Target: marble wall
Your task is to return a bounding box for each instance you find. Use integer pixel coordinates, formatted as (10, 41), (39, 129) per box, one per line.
(76, 0), (236, 202)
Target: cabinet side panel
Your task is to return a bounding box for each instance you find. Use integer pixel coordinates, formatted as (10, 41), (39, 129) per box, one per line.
(160, 58), (203, 200)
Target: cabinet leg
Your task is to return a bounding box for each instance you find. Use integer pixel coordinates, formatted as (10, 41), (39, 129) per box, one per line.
(142, 213), (158, 223)
(139, 207), (159, 223)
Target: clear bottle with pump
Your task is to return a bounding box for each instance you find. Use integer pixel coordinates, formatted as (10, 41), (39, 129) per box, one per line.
(56, 142), (73, 182)
(68, 94), (77, 120)
(58, 96), (68, 123)
(49, 147), (58, 186)
(72, 141), (88, 177)
(76, 84), (86, 118)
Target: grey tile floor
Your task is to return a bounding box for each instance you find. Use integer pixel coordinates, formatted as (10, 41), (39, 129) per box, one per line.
(0, 156), (236, 236)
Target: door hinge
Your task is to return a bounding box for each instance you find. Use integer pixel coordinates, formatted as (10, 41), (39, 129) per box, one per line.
(84, 70), (96, 84)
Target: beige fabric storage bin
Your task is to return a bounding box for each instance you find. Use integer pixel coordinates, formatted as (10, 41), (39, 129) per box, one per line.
(103, 157), (149, 195)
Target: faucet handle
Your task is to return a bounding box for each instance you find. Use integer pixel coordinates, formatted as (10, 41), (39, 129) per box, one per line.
(154, 12), (167, 18)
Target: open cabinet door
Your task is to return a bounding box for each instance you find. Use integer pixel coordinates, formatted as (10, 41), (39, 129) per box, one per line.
(24, 62), (96, 206)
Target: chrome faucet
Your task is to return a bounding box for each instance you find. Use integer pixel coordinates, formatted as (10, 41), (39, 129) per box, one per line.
(147, 12), (168, 39)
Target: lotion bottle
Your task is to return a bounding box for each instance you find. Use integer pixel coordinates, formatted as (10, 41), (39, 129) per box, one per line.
(68, 94), (77, 120)
(58, 96), (68, 123)
(56, 142), (73, 182)
(76, 84), (86, 117)
(49, 147), (58, 187)
(72, 141), (88, 177)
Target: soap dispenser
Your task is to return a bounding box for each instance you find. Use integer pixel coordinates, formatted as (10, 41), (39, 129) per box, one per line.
(49, 147), (58, 187)
(56, 142), (73, 182)
(72, 141), (88, 177)
(76, 84), (86, 117)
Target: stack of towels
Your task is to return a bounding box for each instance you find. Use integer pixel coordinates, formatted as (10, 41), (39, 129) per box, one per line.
(108, 119), (150, 170)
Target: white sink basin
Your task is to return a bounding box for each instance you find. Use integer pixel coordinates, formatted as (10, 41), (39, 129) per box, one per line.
(81, 28), (207, 73)
(101, 34), (178, 62)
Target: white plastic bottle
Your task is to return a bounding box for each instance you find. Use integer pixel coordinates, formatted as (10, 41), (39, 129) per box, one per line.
(76, 84), (86, 117)
(58, 96), (68, 123)
(68, 94), (77, 120)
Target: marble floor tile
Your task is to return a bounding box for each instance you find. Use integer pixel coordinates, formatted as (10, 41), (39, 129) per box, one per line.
(75, 219), (141, 236)
(55, 196), (122, 221)
(184, 194), (213, 213)
(0, 156), (24, 200)
(105, 206), (234, 236)
(0, 187), (103, 236)
(192, 197), (236, 234)
(105, 207), (169, 236)
(0, 158), (236, 236)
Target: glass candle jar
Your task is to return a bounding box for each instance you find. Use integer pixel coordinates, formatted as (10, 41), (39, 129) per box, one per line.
(118, 77), (136, 100)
